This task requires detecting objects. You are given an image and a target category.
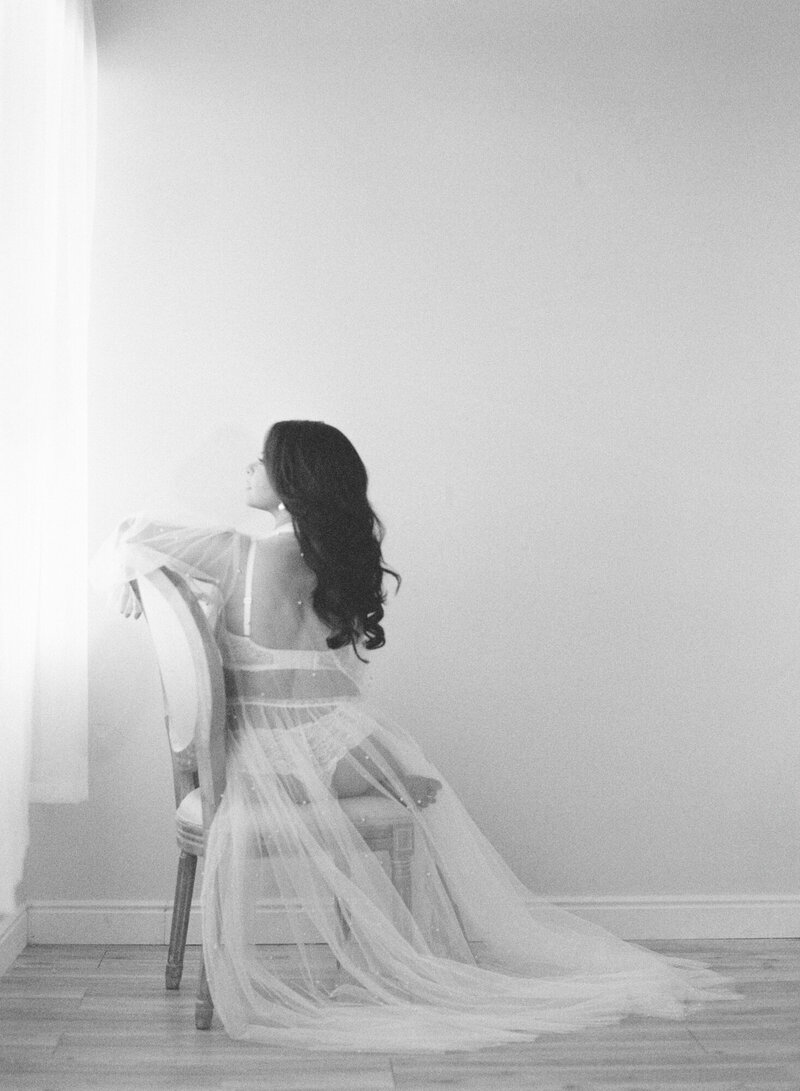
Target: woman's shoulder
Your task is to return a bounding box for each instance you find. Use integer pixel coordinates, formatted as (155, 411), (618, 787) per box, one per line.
(247, 528), (302, 552)
(245, 530), (307, 575)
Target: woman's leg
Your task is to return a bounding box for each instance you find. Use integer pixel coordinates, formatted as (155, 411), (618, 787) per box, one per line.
(330, 753), (376, 798)
(331, 736), (442, 807)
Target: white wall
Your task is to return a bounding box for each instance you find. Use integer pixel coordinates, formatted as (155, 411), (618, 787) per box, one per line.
(24, 0), (800, 914)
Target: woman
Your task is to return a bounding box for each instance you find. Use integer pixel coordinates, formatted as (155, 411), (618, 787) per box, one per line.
(96, 420), (735, 1052)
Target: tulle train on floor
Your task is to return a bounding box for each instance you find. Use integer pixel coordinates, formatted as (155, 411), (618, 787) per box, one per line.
(202, 702), (737, 1052)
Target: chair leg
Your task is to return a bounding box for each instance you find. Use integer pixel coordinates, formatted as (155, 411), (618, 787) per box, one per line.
(195, 952), (214, 1030)
(390, 825), (414, 912)
(435, 862), (468, 937)
(166, 850), (197, 990)
(333, 896), (351, 970)
(334, 895), (351, 944)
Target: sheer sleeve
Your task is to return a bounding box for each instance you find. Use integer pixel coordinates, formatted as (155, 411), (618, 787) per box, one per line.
(90, 514), (240, 608)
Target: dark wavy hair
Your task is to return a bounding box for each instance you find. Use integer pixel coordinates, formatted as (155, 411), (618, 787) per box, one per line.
(263, 420), (400, 658)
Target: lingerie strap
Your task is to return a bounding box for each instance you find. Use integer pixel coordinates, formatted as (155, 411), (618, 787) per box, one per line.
(242, 538), (257, 637)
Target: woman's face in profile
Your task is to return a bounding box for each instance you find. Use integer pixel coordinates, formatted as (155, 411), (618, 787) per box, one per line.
(245, 456), (280, 512)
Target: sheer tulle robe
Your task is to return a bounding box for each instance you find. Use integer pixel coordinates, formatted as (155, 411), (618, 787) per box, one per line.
(93, 516), (737, 1052)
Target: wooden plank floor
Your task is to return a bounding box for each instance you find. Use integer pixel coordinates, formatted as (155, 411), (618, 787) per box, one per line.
(0, 940), (797, 1089)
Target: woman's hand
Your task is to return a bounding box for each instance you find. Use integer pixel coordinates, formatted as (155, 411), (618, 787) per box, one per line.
(401, 774), (442, 809)
(116, 582), (142, 620)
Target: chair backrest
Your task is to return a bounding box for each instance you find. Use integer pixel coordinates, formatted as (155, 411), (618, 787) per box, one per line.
(135, 568), (227, 833)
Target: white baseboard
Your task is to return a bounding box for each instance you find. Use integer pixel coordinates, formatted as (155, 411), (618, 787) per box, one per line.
(553, 894), (800, 940)
(0, 910), (28, 973)
(24, 894), (800, 946)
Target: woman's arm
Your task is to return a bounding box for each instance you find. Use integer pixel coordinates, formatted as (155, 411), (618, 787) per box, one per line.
(91, 514), (240, 603)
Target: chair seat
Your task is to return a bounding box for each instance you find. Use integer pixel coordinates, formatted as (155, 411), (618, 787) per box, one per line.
(176, 787), (414, 856)
(175, 788), (207, 855)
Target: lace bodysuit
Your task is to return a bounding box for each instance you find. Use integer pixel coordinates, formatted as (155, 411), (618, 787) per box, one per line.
(219, 528), (372, 785)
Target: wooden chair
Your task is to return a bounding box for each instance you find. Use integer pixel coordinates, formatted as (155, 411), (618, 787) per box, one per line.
(134, 567), (415, 1030)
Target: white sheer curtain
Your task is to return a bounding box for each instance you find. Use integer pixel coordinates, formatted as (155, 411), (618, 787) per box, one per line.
(0, 0), (96, 913)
